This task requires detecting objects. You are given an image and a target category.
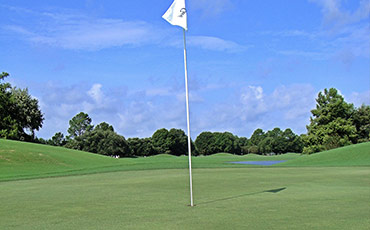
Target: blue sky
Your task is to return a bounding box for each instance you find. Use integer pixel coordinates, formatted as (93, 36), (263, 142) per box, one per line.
(1, 0), (369, 139)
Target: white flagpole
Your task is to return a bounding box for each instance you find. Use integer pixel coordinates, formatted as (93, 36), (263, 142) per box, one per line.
(183, 28), (194, 207)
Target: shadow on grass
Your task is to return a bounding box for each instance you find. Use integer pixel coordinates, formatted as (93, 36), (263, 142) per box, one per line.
(196, 187), (286, 206)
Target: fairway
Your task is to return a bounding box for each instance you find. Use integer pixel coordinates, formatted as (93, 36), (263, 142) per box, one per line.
(2, 167), (370, 230)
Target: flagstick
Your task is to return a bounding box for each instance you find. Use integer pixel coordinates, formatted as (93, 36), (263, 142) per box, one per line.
(183, 28), (194, 207)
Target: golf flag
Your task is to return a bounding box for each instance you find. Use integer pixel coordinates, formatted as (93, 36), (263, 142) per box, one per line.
(162, 0), (188, 30)
(162, 0), (193, 207)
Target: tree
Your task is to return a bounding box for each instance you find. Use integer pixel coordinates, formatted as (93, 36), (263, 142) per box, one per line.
(152, 128), (171, 154)
(195, 132), (215, 155)
(250, 129), (266, 154)
(167, 128), (189, 156)
(49, 132), (66, 146)
(265, 128), (285, 154)
(128, 137), (156, 157)
(11, 88), (44, 139)
(66, 121), (131, 157)
(353, 105), (370, 143)
(67, 112), (94, 139)
(151, 128), (192, 156)
(282, 128), (303, 153)
(94, 122), (114, 132)
(258, 137), (274, 155)
(195, 131), (240, 155)
(238, 137), (249, 155)
(83, 126), (131, 157)
(0, 73), (44, 140)
(0, 73), (17, 138)
(303, 88), (357, 154)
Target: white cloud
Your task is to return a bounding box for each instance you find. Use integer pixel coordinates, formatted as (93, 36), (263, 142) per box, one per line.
(5, 19), (159, 51)
(264, 1), (370, 62)
(309, 0), (370, 26)
(34, 81), (320, 139)
(167, 35), (249, 52)
(347, 90), (370, 107)
(88, 84), (103, 104)
(3, 7), (248, 53)
(189, 0), (233, 17)
(188, 35), (249, 52)
(192, 84), (316, 136)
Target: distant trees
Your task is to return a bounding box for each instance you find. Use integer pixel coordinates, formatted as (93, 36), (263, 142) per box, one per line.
(0, 72), (44, 140)
(82, 123), (130, 157)
(49, 132), (66, 146)
(152, 128), (193, 156)
(237, 128), (303, 155)
(127, 137), (156, 157)
(63, 113), (130, 157)
(37, 111), (306, 157)
(195, 132), (240, 155)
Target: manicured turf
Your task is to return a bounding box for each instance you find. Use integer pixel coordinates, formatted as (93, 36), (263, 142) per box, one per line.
(1, 139), (370, 229)
(279, 142), (370, 167)
(1, 167), (369, 230)
(228, 160), (287, 165)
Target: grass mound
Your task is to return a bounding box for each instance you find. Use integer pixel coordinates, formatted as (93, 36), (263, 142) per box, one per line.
(0, 139), (122, 181)
(280, 142), (370, 167)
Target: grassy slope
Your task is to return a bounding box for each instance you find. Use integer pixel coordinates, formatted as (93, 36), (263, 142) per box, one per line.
(279, 142), (370, 167)
(1, 139), (370, 182)
(0, 139), (122, 181)
(0, 139), (300, 181)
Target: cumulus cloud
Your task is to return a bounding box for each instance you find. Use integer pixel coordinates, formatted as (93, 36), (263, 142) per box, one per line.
(190, 84), (318, 136)
(35, 80), (370, 140)
(35, 81), (194, 138)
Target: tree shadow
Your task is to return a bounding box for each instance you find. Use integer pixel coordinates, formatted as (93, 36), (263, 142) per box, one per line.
(196, 187), (286, 206)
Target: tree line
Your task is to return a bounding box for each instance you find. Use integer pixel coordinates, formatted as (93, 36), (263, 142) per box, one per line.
(1, 72), (369, 156)
(36, 111), (303, 157)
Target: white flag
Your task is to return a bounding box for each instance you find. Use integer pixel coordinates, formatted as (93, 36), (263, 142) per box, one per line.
(162, 0), (187, 30)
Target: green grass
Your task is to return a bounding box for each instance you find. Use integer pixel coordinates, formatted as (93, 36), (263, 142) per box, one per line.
(1, 139), (370, 229)
(1, 167), (369, 230)
(279, 142), (370, 167)
(0, 139), (301, 182)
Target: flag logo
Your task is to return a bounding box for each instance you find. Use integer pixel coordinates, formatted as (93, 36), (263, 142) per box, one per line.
(179, 8), (186, 17)
(162, 0), (188, 30)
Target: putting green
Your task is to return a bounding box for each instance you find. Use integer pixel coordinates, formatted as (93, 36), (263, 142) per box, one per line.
(1, 167), (369, 230)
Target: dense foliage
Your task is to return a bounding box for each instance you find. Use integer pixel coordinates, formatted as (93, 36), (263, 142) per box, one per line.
(302, 88), (369, 154)
(62, 114), (130, 157)
(239, 128), (303, 155)
(195, 132), (240, 155)
(0, 73), (44, 140)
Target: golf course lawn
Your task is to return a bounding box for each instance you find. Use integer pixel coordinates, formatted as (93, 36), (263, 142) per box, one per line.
(1, 140), (370, 229)
(1, 167), (369, 230)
